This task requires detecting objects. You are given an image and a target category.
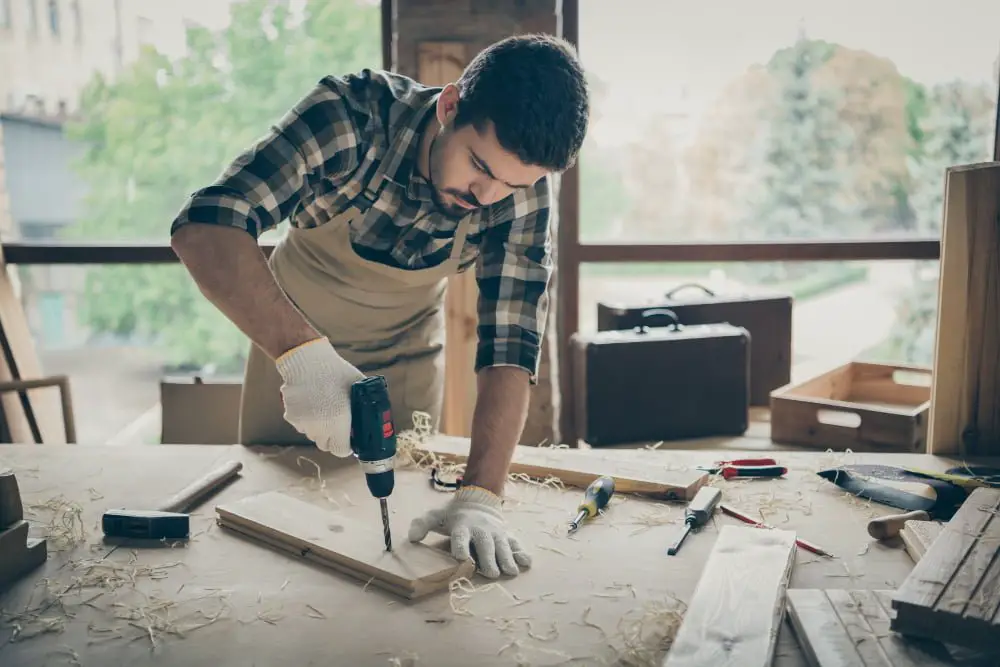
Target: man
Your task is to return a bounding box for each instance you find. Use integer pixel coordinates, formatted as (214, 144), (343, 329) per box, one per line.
(169, 34), (589, 579)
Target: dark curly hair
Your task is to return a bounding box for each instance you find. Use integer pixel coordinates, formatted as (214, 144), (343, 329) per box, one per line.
(454, 33), (589, 172)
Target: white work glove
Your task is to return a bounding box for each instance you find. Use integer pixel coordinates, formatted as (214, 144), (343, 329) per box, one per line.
(408, 486), (532, 579)
(274, 336), (365, 457)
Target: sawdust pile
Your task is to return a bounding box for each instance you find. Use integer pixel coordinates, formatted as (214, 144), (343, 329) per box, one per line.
(0, 551), (230, 650)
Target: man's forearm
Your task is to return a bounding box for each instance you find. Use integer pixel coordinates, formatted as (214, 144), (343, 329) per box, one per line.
(461, 366), (531, 496)
(171, 224), (319, 359)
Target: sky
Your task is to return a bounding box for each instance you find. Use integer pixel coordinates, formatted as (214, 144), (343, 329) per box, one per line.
(579, 0), (1000, 145)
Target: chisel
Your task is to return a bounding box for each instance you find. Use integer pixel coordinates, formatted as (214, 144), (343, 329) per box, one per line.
(667, 486), (721, 555)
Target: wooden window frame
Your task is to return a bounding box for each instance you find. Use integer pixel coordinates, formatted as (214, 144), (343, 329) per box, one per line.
(2, 0), (998, 447)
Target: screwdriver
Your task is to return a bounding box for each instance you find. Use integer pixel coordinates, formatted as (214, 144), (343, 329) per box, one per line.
(568, 475), (616, 533)
(667, 486), (722, 555)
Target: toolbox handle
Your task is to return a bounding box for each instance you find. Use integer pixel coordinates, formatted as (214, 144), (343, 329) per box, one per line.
(634, 308), (682, 333)
(665, 283), (716, 299)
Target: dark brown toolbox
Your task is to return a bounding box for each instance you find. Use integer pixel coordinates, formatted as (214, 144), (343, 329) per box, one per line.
(596, 283), (792, 406)
(571, 309), (750, 446)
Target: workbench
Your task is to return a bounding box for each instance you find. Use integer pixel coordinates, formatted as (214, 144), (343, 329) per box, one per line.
(1, 442), (997, 667)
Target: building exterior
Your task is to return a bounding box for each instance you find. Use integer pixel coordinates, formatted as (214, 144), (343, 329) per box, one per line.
(0, 0), (234, 348)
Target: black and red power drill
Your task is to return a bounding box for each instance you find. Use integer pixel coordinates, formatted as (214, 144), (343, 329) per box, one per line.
(350, 375), (397, 551)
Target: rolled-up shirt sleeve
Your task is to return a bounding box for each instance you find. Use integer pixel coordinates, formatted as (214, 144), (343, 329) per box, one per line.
(475, 176), (555, 384)
(169, 76), (363, 239)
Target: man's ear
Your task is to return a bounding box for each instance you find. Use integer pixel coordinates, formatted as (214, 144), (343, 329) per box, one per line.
(436, 83), (461, 126)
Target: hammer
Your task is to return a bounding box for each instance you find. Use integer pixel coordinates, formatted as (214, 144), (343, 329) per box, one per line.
(866, 509), (931, 540)
(102, 460), (243, 540)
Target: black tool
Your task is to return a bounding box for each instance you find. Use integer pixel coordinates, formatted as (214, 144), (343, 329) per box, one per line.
(102, 460), (243, 540)
(568, 475), (615, 533)
(667, 485), (722, 555)
(350, 375), (397, 552)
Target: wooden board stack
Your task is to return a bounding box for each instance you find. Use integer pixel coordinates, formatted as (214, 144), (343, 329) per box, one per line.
(0, 469), (47, 593)
(216, 491), (474, 600)
(662, 525), (796, 666)
(787, 589), (955, 667)
(890, 487), (1000, 653)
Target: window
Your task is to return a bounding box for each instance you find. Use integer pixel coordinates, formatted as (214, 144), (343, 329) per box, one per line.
(70, 0), (79, 44)
(580, 3), (999, 244)
(0, 0), (12, 30)
(47, 0), (57, 37)
(577, 1), (999, 374)
(25, 0), (36, 34)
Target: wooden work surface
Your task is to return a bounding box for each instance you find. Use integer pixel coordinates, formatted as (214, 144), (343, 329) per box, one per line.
(1, 441), (998, 667)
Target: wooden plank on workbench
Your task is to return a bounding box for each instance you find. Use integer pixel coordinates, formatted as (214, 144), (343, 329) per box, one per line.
(662, 525), (796, 667)
(787, 589), (952, 666)
(416, 434), (708, 500)
(215, 490), (474, 600)
(891, 487), (1000, 652)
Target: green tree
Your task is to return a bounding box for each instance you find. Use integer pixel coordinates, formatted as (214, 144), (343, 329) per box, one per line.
(737, 35), (859, 283)
(882, 80), (995, 364)
(579, 72), (631, 241)
(64, 0), (381, 371)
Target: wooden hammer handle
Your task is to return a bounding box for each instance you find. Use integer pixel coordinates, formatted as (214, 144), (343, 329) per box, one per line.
(158, 460), (243, 514)
(867, 510), (930, 540)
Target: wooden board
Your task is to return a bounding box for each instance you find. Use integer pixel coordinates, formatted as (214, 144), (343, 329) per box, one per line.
(418, 40), (477, 439)
(787, 589), (953, 666)
(215, 491), (474, 600)
(662, 525), (797, 666)
(928, 162), (1000, 456)
(900, 520), (944, 563)
(417, 434), (708, 501)
(890, 487), (1000, 652)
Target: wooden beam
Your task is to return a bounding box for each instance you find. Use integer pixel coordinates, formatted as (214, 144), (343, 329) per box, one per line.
(927, 162), (1000, 456)
(0, 241), (274, 264)
(215, 490), (474, 600)
(0, 238), (941, 266)
(381, 0), (394, 71)
(415, 41), (476, 438)
(662, 525), (796, 666)
(574, 238), (941, 263)
(557, 0), (580, 446)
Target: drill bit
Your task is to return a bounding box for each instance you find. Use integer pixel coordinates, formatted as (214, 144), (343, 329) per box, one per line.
(380, 498), (392, 551)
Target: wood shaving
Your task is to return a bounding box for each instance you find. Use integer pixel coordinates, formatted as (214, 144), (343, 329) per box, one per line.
(0, 554), (228, 650)
(24, 496), (86, 551)
(294, 456), (326, 490)
(386, 652), (420, 666)
(537, 544), (581, 559)
(448, 577), (520, 616)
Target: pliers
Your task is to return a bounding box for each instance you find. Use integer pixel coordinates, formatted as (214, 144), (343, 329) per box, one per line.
(696, 457), (787, 480)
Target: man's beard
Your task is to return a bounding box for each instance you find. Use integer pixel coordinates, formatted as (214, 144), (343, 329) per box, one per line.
(428, 134), (481, 221)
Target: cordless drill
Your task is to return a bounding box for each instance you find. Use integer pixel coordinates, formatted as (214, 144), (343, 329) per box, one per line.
(349, 375), (397, 551)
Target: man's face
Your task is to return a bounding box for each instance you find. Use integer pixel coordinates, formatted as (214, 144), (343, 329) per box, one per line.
(425, 93), (549, 220)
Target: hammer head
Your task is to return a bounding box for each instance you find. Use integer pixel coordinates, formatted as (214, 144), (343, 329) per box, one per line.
(102, 509), (189, 540)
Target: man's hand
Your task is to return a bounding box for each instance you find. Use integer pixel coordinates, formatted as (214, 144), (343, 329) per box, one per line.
(408, 486), (531, 579)
(275, 336), (365, 456)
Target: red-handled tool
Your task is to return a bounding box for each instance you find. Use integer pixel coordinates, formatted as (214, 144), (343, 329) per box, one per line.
(697, 458), (787, 479)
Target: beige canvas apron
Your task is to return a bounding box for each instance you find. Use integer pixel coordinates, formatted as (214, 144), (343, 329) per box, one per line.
(238, 178), (473, 446)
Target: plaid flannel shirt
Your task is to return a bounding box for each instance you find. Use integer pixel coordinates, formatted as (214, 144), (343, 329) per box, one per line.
(170, 69), (553, 382)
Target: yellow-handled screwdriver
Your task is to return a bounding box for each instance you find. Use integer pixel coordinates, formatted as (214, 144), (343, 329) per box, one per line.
(568, 475), (616, 533)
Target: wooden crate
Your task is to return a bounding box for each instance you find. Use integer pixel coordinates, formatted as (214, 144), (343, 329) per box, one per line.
(770, 362), (932, 451)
